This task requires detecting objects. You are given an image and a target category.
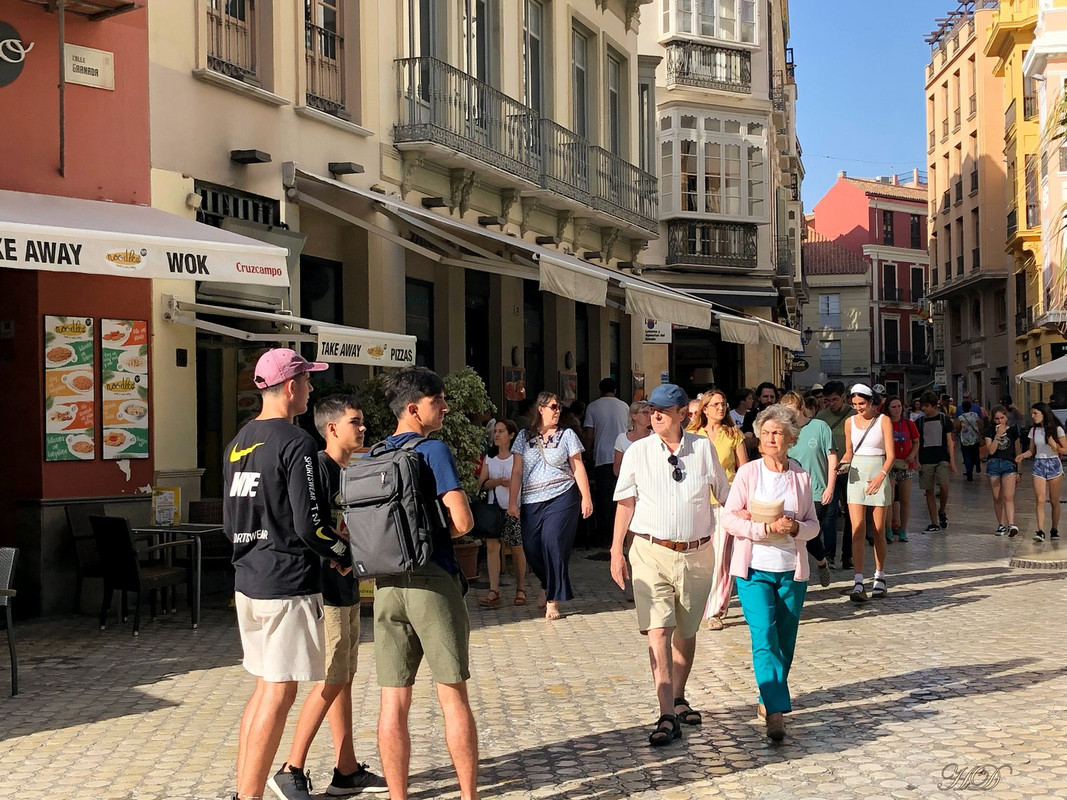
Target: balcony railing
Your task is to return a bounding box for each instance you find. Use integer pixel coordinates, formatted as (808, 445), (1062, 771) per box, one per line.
(941, 190), (951, 213)
(972, 247), (980, 270)
(775, 236), (792, 277)
(771, 71), (785, 111)
(932, 266), (939, 286)
(1005, 97), (1016, 133)
(956, 255), (964, 276)
(394, 57), (657, 232)
(820, 358), (842, 374)
(941, 119), (949, 140)
(818, 313), (841, 329)
(970, 168), (978, 193)
(1007, 204), (1018, 236)
(928, 130), (935, 151)
(1023, 95), (1037, 120)
(944, 260), (951, 281)
(664, 41), (751, 94)
(1026, 202), (1040, 229)
(666, 220), (758, 270)
(881, 350), (926, 366)
(954, 179), (963, 205)
(1016, 309), (1033, 336)
(590, 146), (658, 233)
(207, 0), (257, 83)
(881, 287), (913, 302)
(953, 108), (961, 131)
(305, 20), (346, 116)
(969, 94), (977, 117)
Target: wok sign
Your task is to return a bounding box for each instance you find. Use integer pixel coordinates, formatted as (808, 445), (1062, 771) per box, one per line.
(0, 22), (34, 88)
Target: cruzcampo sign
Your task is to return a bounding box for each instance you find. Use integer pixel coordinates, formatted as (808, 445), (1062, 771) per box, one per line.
(0, 22), (34, 88)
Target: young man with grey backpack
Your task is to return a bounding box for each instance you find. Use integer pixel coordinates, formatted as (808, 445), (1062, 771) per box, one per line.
(346, 366), (479, 800)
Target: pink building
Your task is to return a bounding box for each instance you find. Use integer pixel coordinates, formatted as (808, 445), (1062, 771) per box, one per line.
(808, 171), (932, 397)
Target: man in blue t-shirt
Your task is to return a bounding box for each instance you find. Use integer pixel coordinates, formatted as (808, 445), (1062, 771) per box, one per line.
(374, 366), (479, 800)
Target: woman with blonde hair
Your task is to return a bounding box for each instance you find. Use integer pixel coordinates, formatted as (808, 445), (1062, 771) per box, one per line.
(687, 389), (748, 629)
(613, 401), (652, 476)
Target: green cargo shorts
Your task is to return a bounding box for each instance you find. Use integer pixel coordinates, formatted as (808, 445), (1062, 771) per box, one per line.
(373, 562), (470, 687)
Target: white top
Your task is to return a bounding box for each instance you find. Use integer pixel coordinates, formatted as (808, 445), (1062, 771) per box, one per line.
(614, 431), (640, 454)
(486, 453), (515, 507)
(614, 432), (729, 542)
(851, 414), (886, 457)
(749, 462), (798, 572)
(1031, 425), (1066, 460)
(584, 396), (631, 467)
(729, 409), (746, 428)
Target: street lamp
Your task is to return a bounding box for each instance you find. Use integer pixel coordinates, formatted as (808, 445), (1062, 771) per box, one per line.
(801, 327), (813, 348)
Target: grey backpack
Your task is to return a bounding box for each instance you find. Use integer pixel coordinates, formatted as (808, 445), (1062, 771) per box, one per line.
(337, 436), (446, 578)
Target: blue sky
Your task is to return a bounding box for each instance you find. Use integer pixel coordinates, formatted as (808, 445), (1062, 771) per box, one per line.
(790, 0), (938, 205)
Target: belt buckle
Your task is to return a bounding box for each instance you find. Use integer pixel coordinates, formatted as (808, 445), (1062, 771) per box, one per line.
(673, 540), (687, 552)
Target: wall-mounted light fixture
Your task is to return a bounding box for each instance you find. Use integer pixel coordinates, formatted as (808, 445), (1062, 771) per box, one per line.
(230, 149), (272, 165)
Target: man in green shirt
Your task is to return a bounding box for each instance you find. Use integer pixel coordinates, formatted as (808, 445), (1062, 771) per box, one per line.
(815, 381), (855, 570)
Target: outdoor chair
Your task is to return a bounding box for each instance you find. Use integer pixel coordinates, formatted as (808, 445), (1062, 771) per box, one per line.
(89, 516), (201, 636)
(0, 547), (17, 696)
(65, 502), (107, 615)
(187, 499), (232, 568)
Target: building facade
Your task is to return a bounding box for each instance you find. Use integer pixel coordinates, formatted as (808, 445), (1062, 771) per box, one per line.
(638, 0), (805, 395)
(805, 172), (932, 399)
(926, 1), (1010, 407)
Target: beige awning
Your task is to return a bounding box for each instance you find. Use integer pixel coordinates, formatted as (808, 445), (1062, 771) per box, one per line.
(625, 285), (713, 331)
(757, 319), (803, 350)
(717, 314), (762, 345)
(538, 254), (608, 307)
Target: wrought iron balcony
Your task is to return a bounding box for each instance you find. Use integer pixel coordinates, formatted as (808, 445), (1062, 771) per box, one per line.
(771, 71), (785, 111)
(954, 179), (963, 205)
(881, 287), (913, 302)
(1016, 309), (1033, 336)
(775, 236), (792, 277)
(941, 190), (951, 214)
(1026, 202), (1040, 229)
(1007, 205), (1018, 236)
(970, 168), (978, 193)
(394, 57), (657, 233)
(1024, 95), (1037, 120)
(666, 220), (758, 270)
(207, 0), (258, 83)
(972, 247), (980, 270)
(664, 41), (752, 94)
(928, 130), (935, 151)
(881, 350), (915, 366)
(305, 20), (347, 117)
(956, 255), (964, 276)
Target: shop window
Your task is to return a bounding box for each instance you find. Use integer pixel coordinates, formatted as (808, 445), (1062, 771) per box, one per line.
(406, 279), (434, 369)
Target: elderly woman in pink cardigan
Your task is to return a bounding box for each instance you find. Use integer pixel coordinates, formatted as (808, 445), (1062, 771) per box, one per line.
(721, 404), (819, 742)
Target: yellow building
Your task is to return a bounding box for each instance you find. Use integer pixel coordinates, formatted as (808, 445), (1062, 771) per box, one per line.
(993, 0), (1067, 404)
(925, 1), (1009, 406)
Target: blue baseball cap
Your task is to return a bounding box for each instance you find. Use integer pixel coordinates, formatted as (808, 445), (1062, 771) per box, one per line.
(648, 383), (689, 410)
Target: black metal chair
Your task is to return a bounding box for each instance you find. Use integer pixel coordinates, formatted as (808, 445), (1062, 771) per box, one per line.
(187, 499), (233, 569)
(65, 502), (107, 615)
(89, 516), (201, 636)
(0, 547), (18, 696)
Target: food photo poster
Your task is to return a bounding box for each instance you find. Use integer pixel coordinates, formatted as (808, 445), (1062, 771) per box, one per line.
(101, 319), (149, 460)
(44, 316), (96, 462)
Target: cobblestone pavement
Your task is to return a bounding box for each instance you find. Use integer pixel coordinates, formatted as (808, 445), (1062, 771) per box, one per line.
(2, 479), (1066, 800)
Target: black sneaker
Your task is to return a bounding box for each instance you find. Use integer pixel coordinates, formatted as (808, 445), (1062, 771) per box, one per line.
(849, 581), (868, 603)
(268, 765), (312, 800)
(938, 511), (948, 529)
(326, 764), (388, 795)
(1008, 525), (1020, 538)
(1051, 529), (1060, 540)
(1034, 530), (1046, 543)
(924, 524), (942, 533)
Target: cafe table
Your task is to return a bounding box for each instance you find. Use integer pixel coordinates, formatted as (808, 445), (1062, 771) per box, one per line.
(130, 523), (220, 615)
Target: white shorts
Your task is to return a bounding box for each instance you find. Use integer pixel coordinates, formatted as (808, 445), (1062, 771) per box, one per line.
(235, 592), (325, 683)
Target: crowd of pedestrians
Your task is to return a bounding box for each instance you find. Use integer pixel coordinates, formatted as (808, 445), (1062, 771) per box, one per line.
(222, 349), (1062, 799)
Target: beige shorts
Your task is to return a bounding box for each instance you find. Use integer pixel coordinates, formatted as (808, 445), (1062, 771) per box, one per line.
(629, 534), (715, 639)
(323, 603), (361, 685)
(919, 461), (950, 490)
(235, 592), (325, 683)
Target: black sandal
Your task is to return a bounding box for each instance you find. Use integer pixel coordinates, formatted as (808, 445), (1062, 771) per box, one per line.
(648, 714), (681, 746)
(673, 696), (702, 725)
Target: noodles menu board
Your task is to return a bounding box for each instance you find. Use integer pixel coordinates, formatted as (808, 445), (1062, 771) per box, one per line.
(44, 316), (96, 461)
(100, 319), (149, 460)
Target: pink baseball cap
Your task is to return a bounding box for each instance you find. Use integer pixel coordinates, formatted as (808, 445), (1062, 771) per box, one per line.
(253, 348), (328, 388)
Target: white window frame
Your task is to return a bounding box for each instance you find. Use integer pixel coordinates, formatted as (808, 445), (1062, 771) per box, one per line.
(667, 0), (758, 44)
(523, 0), (545, 115)
(572, 27), (590, 139)
(818, 293), (841, 329)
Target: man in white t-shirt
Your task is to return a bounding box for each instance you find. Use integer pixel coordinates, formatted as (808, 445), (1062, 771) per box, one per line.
(584, 377), (631, 545)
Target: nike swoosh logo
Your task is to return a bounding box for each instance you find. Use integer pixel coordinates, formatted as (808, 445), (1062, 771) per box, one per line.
(229, 442), (265, 462)
(315, 527), (332, 541)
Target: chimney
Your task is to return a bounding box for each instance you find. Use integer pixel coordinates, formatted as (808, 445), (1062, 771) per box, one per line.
(913, 167), (921, 185)
(893, 174), (900, 186)
(838, 170), (847, 178)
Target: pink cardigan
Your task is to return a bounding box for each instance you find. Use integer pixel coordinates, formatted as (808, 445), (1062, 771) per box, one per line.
(720, 459), (820, 582)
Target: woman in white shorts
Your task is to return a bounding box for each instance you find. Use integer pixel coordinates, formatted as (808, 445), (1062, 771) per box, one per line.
(841, 384), (895, 602)
(1015, 402), (1066, 542)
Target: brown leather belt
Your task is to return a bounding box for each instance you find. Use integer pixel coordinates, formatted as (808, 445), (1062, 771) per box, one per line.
(633, 533), (711, 553)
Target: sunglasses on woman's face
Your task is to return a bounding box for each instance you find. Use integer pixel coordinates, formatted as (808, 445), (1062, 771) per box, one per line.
(667, 454), (683, 482)
(544, 403), (561, 411)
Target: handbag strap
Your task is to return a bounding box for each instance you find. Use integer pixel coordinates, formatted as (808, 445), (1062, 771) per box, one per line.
(851, 414), (880, 454)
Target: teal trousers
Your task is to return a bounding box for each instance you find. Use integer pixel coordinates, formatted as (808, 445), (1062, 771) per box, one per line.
(735, 568), (807, 715)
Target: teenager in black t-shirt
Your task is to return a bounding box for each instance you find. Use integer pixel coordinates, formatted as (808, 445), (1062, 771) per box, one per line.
(984, 405), (1021, 537)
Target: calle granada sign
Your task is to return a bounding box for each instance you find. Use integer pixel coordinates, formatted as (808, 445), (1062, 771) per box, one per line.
(0, 22), (34, 88)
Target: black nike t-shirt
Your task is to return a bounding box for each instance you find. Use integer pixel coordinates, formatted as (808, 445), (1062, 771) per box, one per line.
(223, 418), (348, 600)
(317, 451), (357, 607)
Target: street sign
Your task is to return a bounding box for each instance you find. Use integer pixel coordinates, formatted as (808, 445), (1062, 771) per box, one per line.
(934, 368), (947, 387)
(790, 358), (810, 372)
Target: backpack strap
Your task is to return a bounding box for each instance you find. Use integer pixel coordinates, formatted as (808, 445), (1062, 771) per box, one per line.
(368, 436), (427, 457)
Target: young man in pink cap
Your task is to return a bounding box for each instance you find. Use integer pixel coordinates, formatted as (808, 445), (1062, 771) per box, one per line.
(222, 348), (352, 800)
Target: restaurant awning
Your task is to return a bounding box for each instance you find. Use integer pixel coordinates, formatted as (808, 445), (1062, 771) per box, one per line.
(287, 166), (720, 331)
(757, 319), (804, 351)
(1016, 355), (1067, 384)
(0, 189), (290, 285)
(717, 315), (762, 345)
(164, 296), (416, 367)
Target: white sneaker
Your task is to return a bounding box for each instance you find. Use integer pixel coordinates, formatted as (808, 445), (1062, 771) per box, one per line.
(995, 525), (1007, 536)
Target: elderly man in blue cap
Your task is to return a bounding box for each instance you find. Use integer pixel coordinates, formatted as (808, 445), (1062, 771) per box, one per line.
(610, 383), (729, 747)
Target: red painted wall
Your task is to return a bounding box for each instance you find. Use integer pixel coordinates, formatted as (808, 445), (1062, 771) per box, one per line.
(0, 5), (150, 203)
(0, 5), (151, 545)
(810, 180), (871, 258)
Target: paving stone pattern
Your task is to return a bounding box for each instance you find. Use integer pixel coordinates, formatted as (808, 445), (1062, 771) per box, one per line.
(1, 480), (1066, 799)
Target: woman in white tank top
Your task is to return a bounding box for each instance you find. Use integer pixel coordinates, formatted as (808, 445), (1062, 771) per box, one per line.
(478, 420), (528, 607)
(841, 384), (895, 603)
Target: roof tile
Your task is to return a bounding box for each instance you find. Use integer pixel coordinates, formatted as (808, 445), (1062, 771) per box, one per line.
(802, 229), (869, 275)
